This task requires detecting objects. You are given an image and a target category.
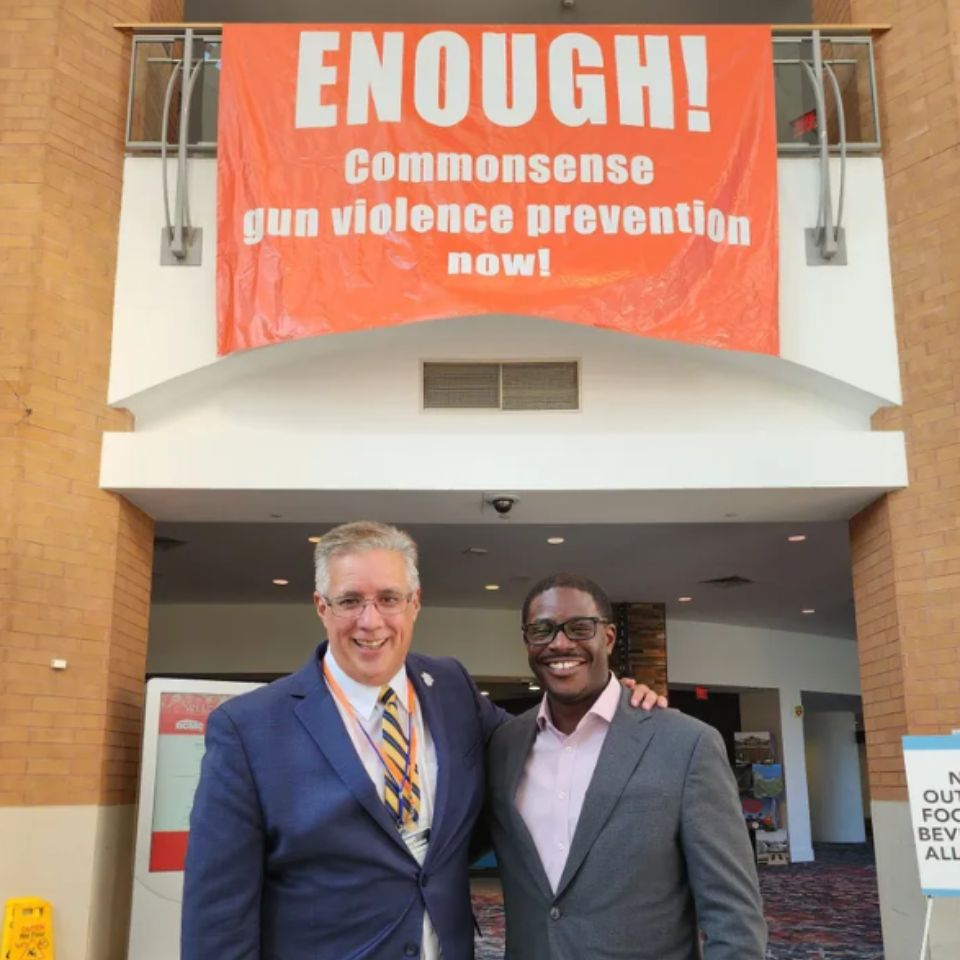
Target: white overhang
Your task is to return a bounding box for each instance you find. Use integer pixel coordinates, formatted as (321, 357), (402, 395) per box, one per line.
(101, 429), (906, 523)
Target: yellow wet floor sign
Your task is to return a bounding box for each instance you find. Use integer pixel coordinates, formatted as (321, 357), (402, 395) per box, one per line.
(2, 898), (54, 960)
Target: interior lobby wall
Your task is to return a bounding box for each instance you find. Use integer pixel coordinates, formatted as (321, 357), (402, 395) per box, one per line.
(149, 602), (860, 693)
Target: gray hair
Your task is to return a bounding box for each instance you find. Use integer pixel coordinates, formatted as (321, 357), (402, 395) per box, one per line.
(313, 521), (420, 596)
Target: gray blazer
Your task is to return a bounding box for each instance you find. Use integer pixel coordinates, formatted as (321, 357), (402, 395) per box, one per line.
(486, 690), (766, 960)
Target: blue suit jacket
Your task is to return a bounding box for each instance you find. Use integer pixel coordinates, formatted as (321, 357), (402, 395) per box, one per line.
(182, 646), (506, 960)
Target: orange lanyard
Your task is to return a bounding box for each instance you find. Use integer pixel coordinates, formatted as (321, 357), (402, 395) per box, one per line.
(323, 663), (420, 797)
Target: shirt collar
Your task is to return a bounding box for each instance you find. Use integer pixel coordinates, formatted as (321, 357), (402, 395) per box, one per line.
(324, 647), (409, 721)
(537, 672), (621, 733)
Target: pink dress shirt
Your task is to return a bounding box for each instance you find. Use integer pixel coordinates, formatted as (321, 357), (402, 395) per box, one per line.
(514, 673), (622, 892)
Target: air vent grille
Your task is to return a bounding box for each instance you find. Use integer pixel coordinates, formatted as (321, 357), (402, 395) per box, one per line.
(502, 362), (579, 410)
(153, 536), (187, 552)
(422, 363), (499, 408)
(423, 361), (579, 411)
(699, 575), (755, 589)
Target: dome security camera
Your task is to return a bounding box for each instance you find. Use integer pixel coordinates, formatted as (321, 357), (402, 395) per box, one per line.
(488, 494), (519, 516)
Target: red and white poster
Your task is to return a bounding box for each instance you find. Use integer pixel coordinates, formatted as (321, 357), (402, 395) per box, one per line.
(149, 692), (231, 872)
(217, 24), (778, 356)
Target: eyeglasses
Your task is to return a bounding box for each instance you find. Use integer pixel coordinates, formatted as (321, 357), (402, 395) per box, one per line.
(522, 617), (611, 647)
(323, 592), (413, 619)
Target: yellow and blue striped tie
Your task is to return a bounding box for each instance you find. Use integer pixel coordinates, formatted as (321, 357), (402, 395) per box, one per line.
(379, 685), (421, 828)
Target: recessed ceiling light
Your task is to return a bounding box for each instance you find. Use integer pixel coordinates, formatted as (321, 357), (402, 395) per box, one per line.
(528, 683), (541, 691)
(788, 535), (807, 543)
(547, 537), (565, 545)
(677, 596), (693, 603)
(480, 690), (491, 697)
(308, 536), (322, 543)
(485, 584), (500, 591)
(272, 579), (290, 586)
(801, 608), (815, 614)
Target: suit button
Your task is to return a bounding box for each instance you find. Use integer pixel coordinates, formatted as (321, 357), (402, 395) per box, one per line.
(404, 943), (419, 956)
(420, 872), (429, 888)
(549, 906), (561, 920)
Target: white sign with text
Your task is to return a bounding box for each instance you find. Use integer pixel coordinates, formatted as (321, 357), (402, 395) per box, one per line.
(903, 734), (960, 897)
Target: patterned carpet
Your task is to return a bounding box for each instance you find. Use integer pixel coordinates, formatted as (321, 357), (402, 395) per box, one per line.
(472, 843), (883, 959)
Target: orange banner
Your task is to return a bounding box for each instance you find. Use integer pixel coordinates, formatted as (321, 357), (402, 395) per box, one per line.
(217, 24), (778, 356)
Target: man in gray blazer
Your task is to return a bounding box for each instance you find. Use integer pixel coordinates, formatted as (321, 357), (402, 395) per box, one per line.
(487, 573), (766, 960)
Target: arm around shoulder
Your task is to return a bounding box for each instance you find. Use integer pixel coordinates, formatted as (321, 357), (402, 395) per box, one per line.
(181, 704), (264, 960)
(679, 724), (767, 960)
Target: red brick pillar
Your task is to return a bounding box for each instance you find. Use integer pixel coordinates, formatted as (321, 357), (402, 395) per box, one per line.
(0, 3), (179, 955)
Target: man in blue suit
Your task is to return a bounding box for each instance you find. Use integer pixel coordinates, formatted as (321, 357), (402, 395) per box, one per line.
(182, 521), (659, 959)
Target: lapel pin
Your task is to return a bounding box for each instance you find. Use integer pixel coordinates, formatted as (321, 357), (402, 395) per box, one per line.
(421, 672), (434, 687)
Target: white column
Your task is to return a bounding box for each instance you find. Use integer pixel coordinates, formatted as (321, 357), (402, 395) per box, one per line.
(779, 685), (814, 862)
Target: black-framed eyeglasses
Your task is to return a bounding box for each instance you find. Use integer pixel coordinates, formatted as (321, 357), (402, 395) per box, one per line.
(323, 592), (413, 619)
(522, 617), (611, 648)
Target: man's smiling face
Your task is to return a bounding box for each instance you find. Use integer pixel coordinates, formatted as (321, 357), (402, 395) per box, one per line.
(526, 586), (616, 707)
(314, 549), (420, 686)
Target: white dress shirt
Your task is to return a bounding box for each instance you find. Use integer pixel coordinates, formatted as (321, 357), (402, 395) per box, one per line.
(515, 673), (621, 891)
(324, 649), (441, 960)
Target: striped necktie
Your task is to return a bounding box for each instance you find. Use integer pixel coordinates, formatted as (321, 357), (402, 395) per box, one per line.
(379, 685), (421, 828)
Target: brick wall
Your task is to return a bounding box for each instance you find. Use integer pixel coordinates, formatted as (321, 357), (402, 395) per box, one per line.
(1, 2), (183, 808)
(812, 0), (852, 23)
(849, 497), (909, 797)
(614, 603), (668, 696)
